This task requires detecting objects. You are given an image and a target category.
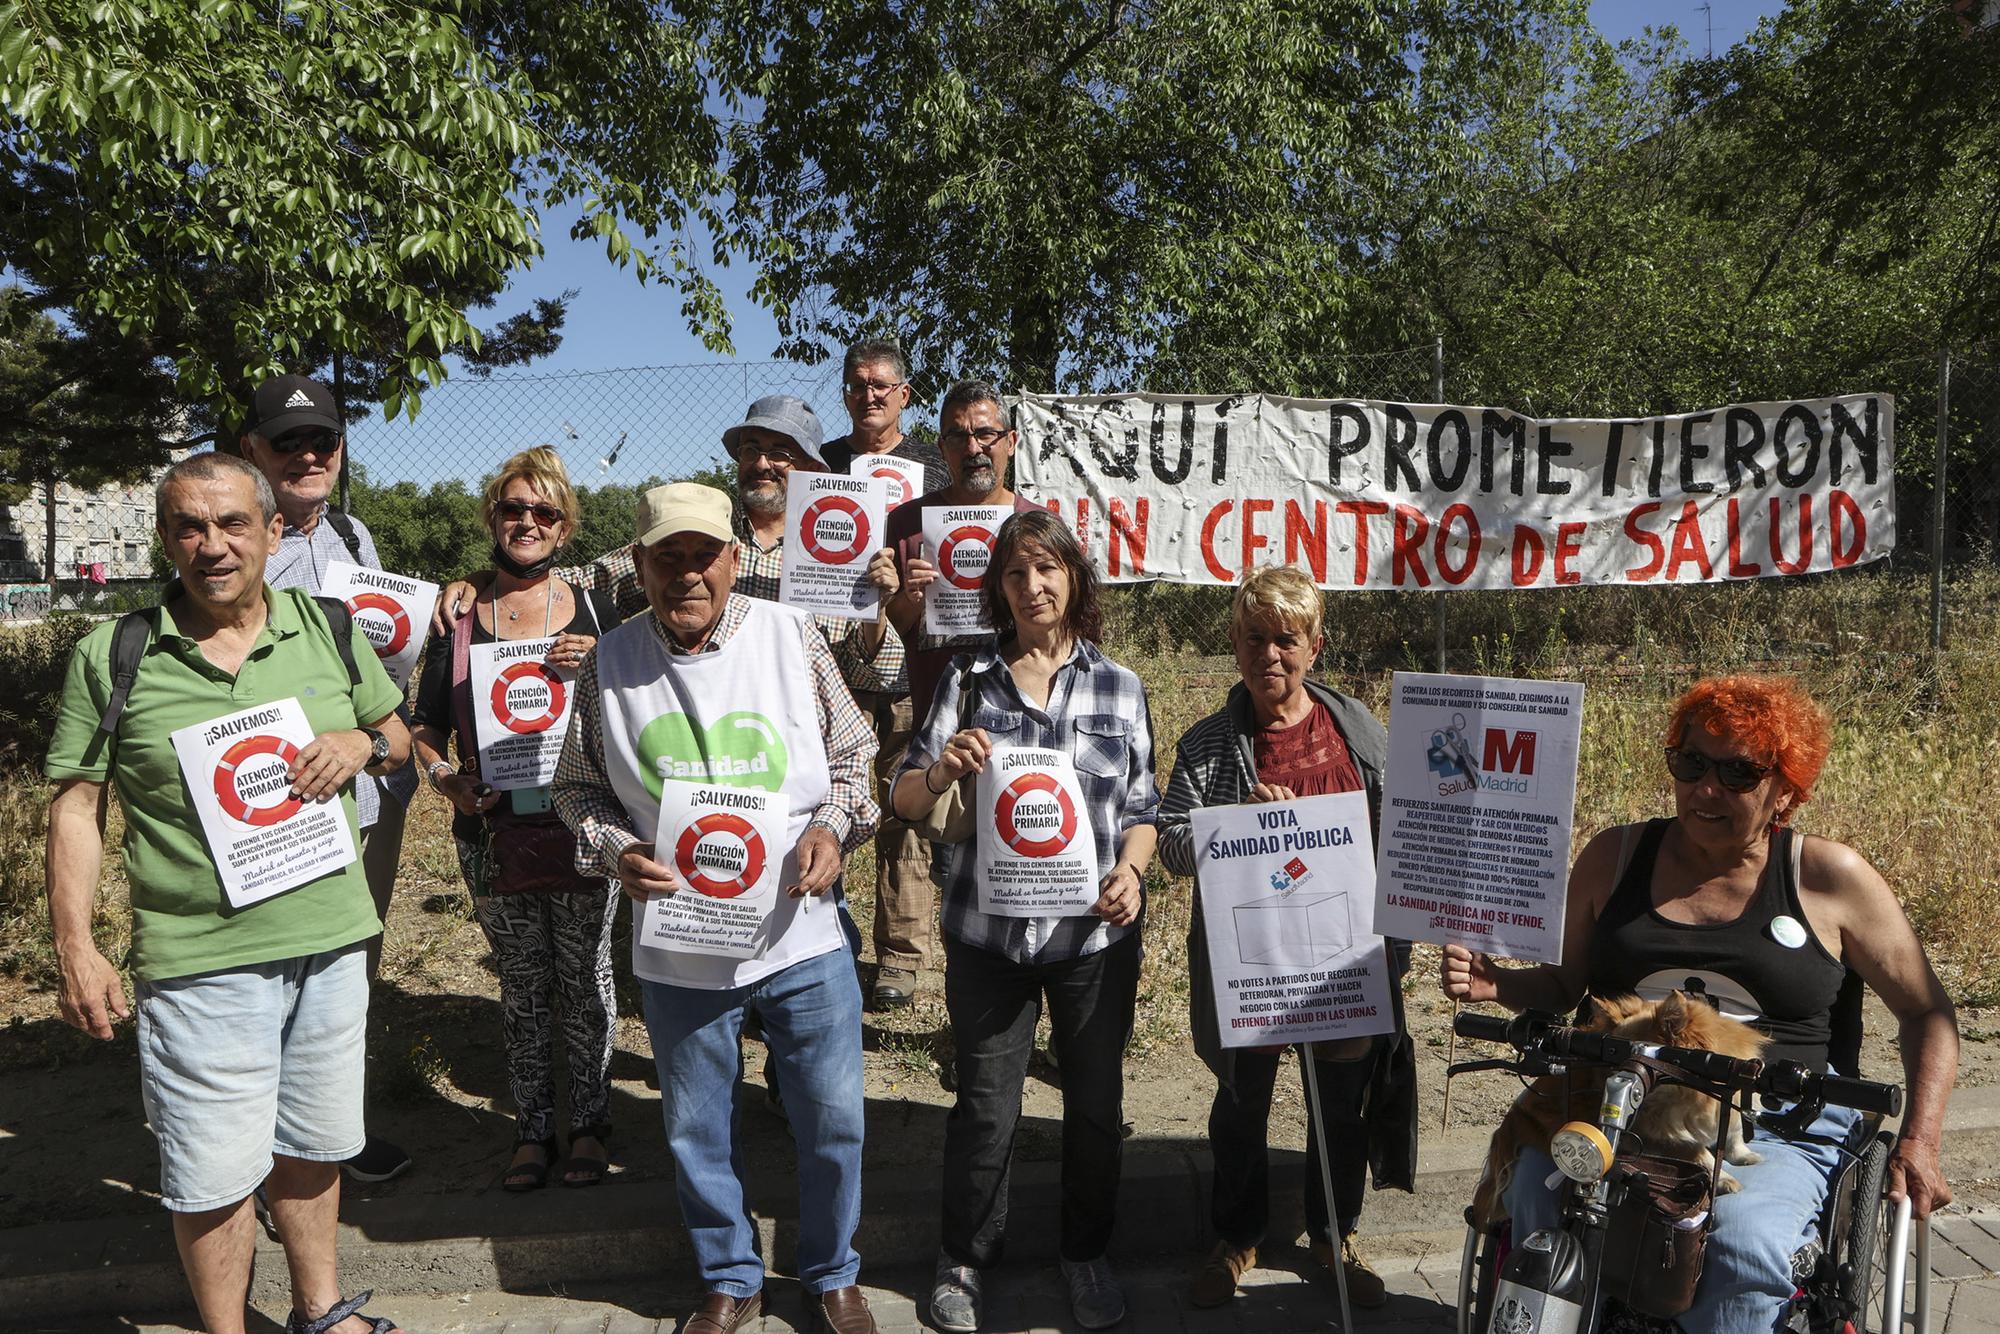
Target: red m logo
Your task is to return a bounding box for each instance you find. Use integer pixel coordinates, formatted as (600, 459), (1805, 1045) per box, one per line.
(1482, 728), (1538, 775)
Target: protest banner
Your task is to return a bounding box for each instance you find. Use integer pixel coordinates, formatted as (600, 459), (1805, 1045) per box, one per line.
(1192, 790), (1397, 1048)
(468, 638), (573, 790)
(780, 472), (889, 620)
(974, 747), (1100, 916)
(922, 503), (1011, 635)
(321, 560), (438, 690)
(170, 697), (358, 908)
(638, 784), (785, 959)
(1372, 672), (1584, 963)
(1014, 393), (1895, 589)
(851, 452), (923, 512)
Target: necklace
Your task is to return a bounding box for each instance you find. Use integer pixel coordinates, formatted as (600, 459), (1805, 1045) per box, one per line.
(492, 577), (556, 638)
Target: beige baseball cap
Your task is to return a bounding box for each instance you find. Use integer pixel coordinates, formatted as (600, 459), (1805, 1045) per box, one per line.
(635, 482), (734, 547)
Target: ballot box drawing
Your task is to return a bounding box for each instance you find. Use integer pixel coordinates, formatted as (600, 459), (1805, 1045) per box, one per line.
(1232, 889), (1353, 968)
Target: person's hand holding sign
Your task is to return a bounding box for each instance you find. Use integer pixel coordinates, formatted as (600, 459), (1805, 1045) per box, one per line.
(886, 555), (938, 633)
(787, 825), (843, 899)
(543, 631), (596, 672)
(1247, 782), (1298, 804)
(288, 728), (375, 802)
(617, 843), (682, 902)
(1091, 862), (1144, 926)
(865, 548), (900, 598)
(1440, 943), (1501, 1004)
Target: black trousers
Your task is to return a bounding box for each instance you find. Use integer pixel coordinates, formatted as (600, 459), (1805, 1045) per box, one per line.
(939, 931), (1142, 1267)
(1208, 1041), (1378, 1249)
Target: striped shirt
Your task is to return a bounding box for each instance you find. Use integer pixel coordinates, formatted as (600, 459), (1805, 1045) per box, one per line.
(901, 639), (1160, 963)
(551, 593), (879, 877)
(732, 511), (905, 695)
(265, 505), (417, 825)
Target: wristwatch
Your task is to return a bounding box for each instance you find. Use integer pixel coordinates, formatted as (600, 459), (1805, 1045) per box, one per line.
(358, 725), (392, 768)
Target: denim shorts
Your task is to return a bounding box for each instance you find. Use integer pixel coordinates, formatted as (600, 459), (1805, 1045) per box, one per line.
(137, 944), (368, 1212)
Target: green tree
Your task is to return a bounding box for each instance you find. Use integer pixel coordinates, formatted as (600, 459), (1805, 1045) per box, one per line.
(707, 0), (1539, 393)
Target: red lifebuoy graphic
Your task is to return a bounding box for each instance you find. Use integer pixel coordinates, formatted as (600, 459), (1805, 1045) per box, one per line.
(939, 524), (995, 590)
(213, 734), (303, 827)
(345, 591), (411, 658)
(994, 771), (1079, 858)
(490, 661), (566, 734)
(870, 464), (914, 509)
(799, 494), (871, 564)
(674, 812), (768, 898)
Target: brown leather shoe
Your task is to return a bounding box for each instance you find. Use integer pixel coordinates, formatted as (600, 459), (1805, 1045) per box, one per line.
(808, 1284), (877, 1334)
(684, 1289), (762, 1334)
(1188, 1240), (1257, 1308)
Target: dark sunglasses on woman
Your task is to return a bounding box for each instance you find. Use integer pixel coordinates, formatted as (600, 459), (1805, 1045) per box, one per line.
(496, 498), (565, 526)
(1662, 745), (1773, 792)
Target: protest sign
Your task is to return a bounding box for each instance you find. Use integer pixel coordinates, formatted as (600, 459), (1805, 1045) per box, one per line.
(321, 560), (438, 690)
(1014, 393), (1895, 590)
(852, 452), (923, 512)
(1193, 790), (1397, 1048)
(780, 472), (889, 621)
(638, 784), (784, 959)
(922, 503), (1011, 635)
(171, 697), (358, 908)
(468, 638), (573, 790)
(1372, 672), (1584, 963)
(974, 747), (1100, 916)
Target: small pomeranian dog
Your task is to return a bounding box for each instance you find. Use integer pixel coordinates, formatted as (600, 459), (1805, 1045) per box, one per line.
(1468, 990), (1768, 1228)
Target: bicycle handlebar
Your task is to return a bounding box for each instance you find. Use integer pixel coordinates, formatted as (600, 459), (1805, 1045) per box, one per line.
(1453, 1008), (1904, 1117)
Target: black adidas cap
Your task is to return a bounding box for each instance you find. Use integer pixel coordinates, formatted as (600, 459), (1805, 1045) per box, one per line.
(248, 374), (341, 440)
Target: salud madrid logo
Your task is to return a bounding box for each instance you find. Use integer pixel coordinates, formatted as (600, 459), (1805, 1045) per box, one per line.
(638, 711), (788, 798)
(1426, 711), (1539, 798)
(213, 734), (302, 826)
(1268, 855), (1312, 894)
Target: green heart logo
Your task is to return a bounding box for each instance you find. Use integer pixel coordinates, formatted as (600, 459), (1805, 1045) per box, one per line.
(637, 710), (788, 799)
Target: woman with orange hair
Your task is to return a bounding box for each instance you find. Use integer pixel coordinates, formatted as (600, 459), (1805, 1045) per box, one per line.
(1442, 674), (1958, 1333)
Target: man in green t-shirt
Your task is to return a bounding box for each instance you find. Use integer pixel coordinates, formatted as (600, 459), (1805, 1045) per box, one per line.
(44, 453), (411, 1334)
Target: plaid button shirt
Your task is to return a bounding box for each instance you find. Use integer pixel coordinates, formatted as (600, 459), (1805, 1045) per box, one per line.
(558, 545), (648, 621)
(551, 593), (879, 876)
(901, 639), (1160, 963)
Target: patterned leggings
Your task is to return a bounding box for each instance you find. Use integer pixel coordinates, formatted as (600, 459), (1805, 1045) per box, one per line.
(459, 837), (619, 1144)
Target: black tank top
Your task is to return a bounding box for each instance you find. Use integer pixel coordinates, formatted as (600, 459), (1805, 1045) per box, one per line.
(1588, 819), (1846, 1070)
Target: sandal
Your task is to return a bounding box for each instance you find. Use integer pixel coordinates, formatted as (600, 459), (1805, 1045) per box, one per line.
(284, 1289), (401, 1334)
(559, 1123), (612, 1188)
(501, 1136), (557, 1193)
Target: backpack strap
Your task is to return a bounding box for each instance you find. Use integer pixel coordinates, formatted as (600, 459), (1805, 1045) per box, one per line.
(97, 607), (160, 741)
(320, 507), (364, 562)
(309, 595), (363, 689)
(448, 598), (478, 767)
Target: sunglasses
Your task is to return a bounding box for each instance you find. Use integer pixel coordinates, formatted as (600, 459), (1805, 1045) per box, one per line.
(1662, 746), (1773, 792)
(496, 499), (565, 526)
(269, 429), (339, 455)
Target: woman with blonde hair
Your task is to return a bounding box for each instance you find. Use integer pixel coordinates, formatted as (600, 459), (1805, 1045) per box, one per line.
(411, 446), (623, 1191)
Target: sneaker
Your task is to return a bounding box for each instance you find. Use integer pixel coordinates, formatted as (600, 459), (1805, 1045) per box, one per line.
(930, 1252), (983, 1333)
(1060, 1255), (1126, 1329)
(1308, 1235), (1388, 1309)
(342, 1135), (411, 1183)
(872, 966), (917, 1010)
(1187, 1240), (1257, 1309)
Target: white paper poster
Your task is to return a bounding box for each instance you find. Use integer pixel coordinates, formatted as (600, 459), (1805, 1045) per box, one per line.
(468, 639), (573, 791)
(321, 560), (438, 690)
(170, 697), (359, 908)
(1193, 791), (1397, 1048)
(638, 785), (785, 958)
(780, 473), (889, 621)
(1372, 671), (1584, 963)
(974, 747), (1100, 916)
(851, 452), (924, 512)
(922, 504), (1011, 635)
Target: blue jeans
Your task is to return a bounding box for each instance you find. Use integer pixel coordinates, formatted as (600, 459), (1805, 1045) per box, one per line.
(1506, 1103), (1862, 1333)
(639, 934), (865, 1298)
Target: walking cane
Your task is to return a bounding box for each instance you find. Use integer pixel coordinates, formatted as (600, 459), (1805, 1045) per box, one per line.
(1442, 998), (1460, 1130)
(1301, 1045), (1356, 1332)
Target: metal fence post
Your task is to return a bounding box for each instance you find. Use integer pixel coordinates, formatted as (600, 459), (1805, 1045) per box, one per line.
(1931, 348), (1951, 651)
(1433, 335), (1447, 672)
(333, 351), (351, 513)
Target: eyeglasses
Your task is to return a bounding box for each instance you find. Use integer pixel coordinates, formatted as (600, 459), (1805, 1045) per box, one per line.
(940, 426), (1009, 450)
(843, 378), (905, 398)
(1662, 746), (1773, 792)
(496, 499), (565, 526)
(269, 429), (339, 455)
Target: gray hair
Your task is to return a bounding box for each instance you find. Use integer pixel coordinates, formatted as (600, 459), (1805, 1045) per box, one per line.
(843, 338), (909, 384)
(156, 452), (279, 526)
(940, 377), (1010, 428)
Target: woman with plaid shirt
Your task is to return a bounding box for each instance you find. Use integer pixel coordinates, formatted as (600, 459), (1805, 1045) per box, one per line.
(892, 508), (1160, 1334)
